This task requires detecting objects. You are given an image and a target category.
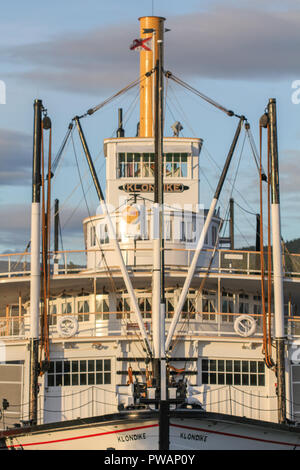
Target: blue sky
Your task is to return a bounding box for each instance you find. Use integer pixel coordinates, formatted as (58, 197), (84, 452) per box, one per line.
(1, 0), (300, 252)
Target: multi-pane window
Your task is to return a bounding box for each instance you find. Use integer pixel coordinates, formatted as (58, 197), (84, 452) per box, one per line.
(253, 295), (262, 326)
(181, 213), (197, 243)
(95, 296), (110, 321)
(239, 294), (249, 314)
(202, 290), (216, 322)
(202, 359), (265, 386)
(118, 153), (189, 178)
(77, 299), (90, 322)
(116, 296), (131, 320)
(98, 223), (109, 244)
(166, 297), (175, 319)
(47, 359), (111, 387)
(182, 290), (196, 319)
(164, 153), (188, 177)
(138, 297), (152, 319)
(222, 292), (234, 323)
(48, 303), (57, 326)
(62, 299), (72, 314)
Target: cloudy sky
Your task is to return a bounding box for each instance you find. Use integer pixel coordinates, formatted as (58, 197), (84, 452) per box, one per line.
(1, 0), (300, 252)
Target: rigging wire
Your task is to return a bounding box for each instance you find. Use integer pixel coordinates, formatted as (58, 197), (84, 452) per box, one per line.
(164, 70), (240, 118)
(71, 132), (117, 293)
(167, 81), (197, 137)
(78, 72), (151, 119)
(51, 123), (74, 177)
(51, 85), (141, 244)
(259, 120), (274, 370)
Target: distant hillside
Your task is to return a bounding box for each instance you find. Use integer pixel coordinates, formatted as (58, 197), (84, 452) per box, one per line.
(285, 238), (300, 254)
(239, 238), (300, 254)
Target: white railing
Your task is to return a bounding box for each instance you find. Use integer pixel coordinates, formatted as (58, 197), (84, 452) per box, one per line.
(1, 311), (300, 340)
(1, 247), (300, 279)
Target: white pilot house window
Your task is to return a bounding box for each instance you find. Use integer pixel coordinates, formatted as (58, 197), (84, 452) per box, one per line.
(118, 153), (189, 178)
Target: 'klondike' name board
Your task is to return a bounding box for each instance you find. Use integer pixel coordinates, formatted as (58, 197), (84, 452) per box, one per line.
(119, 183), (189, 193)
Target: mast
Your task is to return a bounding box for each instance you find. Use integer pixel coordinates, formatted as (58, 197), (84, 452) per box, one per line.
(267, 98), (286, 424)
(138, 16), (168, 449)
(29, 98), (42, 424)
(155, 34), (169, 451)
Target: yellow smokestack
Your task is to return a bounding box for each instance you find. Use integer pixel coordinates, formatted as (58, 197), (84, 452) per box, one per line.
(139, 16), (165, 138)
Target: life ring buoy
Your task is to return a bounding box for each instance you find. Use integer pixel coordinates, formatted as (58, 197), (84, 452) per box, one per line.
(234, 315), (257, 337)
(57, 316), (78, 338)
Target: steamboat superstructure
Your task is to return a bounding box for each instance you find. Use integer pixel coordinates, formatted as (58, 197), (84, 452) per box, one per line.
(1, 15), (300, 450)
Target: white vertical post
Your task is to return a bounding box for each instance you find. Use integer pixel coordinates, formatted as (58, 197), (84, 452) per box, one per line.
(30, 202), (40, 340)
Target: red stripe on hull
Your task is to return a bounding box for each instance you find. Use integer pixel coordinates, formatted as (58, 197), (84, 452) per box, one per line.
(6, 423), (159, 449)
(171, 423), (300, 448)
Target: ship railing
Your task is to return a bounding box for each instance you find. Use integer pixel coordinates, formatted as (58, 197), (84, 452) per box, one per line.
(1, 248), (300, 278)
(0, 315), (26, 338)
(0, 251), (31, 278)
(1, 311), (300, 339)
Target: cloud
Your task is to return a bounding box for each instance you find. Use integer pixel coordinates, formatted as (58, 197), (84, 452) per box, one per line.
(2, 6), (300, 96)
(278, 149), (300, 196)
(0, 129), (32, 186)
(0, 202), (88, 253)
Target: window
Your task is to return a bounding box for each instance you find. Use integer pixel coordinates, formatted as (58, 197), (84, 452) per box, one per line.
(138, 297), (152, 319)
(98, 224), (109, 244)
(118, 153), (189, 179)
(116, 296), (131, 320)
(62, 299), (72, 314)
(90, 225), (96, 247)
(201, 359), (265, 386)
(181, 213), (197, 243)
(202, 290), (216, 322)
(95, 296), (109, 321)
(166, 297), (175, 319)
(48, 303), (57, 326)
(239, 294), (249, 314)
(47, 359), (111, 387)
(222, 292), (234, 323)
(212, 225), (217, 246)
(77, 299), (90, 322)
(253, 295), (262, 326)
(182, 290), (196, 319)
(164, 215), (172, 241)
(164, 153), (188, 178)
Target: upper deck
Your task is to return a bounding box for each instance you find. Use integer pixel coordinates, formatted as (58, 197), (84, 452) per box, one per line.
(1, 246), (300, 343)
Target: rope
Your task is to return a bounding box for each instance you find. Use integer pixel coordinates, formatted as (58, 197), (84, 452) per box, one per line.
(50, 84), (141, 249)
(71, 132), (117, 293)
(51, 123), (73, 176)
(267, 122), (273, 363)
(259, 122), (274, 369)
(234, 200), (257, 217)
(81, 73), (150, 118)
(165, 70), (239, 118)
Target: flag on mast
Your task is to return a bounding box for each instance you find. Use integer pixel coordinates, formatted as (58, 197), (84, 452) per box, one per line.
(130, 37), (153, 51)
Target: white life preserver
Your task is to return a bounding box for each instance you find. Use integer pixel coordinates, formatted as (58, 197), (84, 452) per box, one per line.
(57, 316), (78, 338)
(234, 315), (257, 337)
